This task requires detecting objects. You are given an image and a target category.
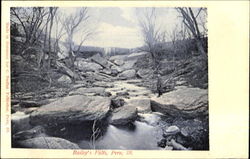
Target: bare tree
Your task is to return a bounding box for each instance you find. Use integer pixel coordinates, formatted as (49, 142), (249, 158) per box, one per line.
(176, 7), (207, 57)
(62, 8), (92, 82)
(10, 7), (49, 47)
(63, 8), (89, 63)
(138, 8), (166, 97)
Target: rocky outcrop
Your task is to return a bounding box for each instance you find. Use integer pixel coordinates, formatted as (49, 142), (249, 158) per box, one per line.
(109, 105), (138, 125)
(30, 95), (111, 126)
(151, 86), (208, 118)
(118, 69), (136, 79)
(16, 137), (80, 149)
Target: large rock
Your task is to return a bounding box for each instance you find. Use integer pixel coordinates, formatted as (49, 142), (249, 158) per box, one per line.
(75, 60), (102, 72)
(151, 86), (208, 118)
(121, 60), (137, 70)
(56, 61), (75, 78)
(109, 55), (127, 62)
(69, 87), (105, 96)
(137, 69), (154, 79)
(113, 59), (124, 66)
(109, 105), (138, 125)
(126, 98), (151, 113)
(13, 126), (45, 141)
(30, 95), (111, 125)
(16, 137), (80, 149)
(57, 75), (72, 84)
(12, 112), (31, 134)
(90, 54), (108, 68)
(126, 52), (148, 60)
(118, 69), (136, 79)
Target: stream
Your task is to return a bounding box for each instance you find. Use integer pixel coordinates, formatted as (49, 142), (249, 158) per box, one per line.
(78, 113), (169, 150)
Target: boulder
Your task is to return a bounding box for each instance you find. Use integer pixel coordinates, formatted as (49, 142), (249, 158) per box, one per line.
(90, 54), (108, 68)
(164, 125), (180, 136)
(109, 105), (137, 125)
(30, 95), (111, 126)
(111, 65), (123, 73)
(109, 55), (127, 62)
(75, 60), (102, 72)
(121, 60), (137, 70)
(16, 137), (80, 149)
(69, 87), (105, 96)
(111, 98), (125, 109)
(118, 69), (136, 80)
(137, 69), (154, 79)
(113, 59), (124, 66)
(151, 86), (208, 118)
(126, 52), (148, 60)
(126, 98), (151, 113)
(57, 75), (72, 84)
(13, 126), (45, 141)
(56, 61), (75, 78)
(12, 112), (31, 134)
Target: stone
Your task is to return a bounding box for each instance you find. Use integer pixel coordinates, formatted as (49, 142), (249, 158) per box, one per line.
(116, 91), (129, 96)
(16, 137), (80, 149)
(56, 61), (75, 78)
(30, 95), (111, 126)
(164, 125), (180, 135)
(109, 105), (137, 125)
(126, 98), (151, 113)
(57, 75), (72, 84)
(137, 69), (154, 79)
(90, 54), (108, 68)
(126, 52), (148, 60)
(13, 126), (45, 141)
(75, 60), (102, 72)
(113, 59), (124, 66)
(151, 86), (208, 118)
(111, 98), (125, 109)
(118, 69), (136, 79)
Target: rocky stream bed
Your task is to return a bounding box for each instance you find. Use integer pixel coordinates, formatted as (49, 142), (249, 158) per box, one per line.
(11, 52), (208, 150)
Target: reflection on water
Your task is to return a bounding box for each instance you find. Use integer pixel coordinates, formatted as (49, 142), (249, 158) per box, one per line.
(78, 118), (164, 150)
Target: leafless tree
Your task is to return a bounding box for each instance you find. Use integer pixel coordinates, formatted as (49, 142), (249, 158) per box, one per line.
(10, 7), (49, 47)
(176, 7), (207, 57)
(63, 8), (89, 63)
(138, 8), (166, 96)
(62, 8), (94, 82)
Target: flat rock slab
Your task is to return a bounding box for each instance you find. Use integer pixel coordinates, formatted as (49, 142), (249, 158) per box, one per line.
(16, 137), (80, 149)
(109, 105), (137, 126)
(151, 86), (208, 118)
(30, 95), (111, 125)
(125, 98), (151, 113)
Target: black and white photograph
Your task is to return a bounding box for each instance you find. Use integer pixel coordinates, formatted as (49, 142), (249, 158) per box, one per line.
(9, 7), (209, 150)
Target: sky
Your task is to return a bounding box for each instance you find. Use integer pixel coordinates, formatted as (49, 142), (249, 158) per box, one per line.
(58, 7), (206, 49)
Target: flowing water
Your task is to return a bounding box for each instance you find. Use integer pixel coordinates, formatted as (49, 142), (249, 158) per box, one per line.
(78, 113), (168, 150)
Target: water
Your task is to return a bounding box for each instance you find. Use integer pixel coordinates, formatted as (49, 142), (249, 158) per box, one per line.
(78, 113), (166, 150)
